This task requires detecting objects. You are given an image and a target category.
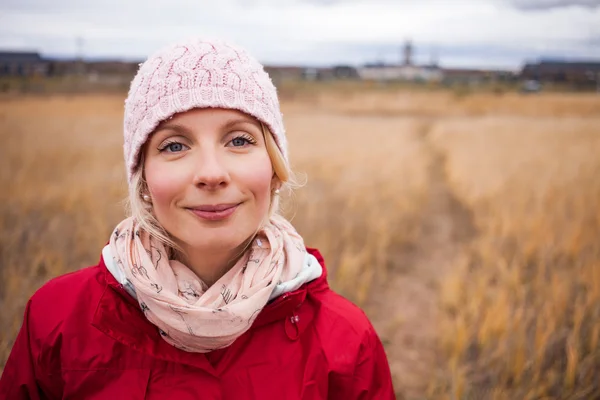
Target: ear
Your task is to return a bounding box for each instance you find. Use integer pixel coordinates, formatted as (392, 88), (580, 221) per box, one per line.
(271, 172), (281, 189)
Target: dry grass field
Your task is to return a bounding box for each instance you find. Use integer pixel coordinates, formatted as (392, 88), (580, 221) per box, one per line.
(1, 87), (599, 399)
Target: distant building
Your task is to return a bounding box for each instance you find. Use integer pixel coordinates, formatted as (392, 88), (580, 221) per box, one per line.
(0, 51), (47, 77)
(264, 66), (305, 82)
(332, 65), (359, 79)
(358, 64), (443, 83)
(45, 59), (139, 77)
(441, 68), (515, 85)
(264, 66), (356, 82)
(357, 40), (443, 83)
(521, 60), (600, 88)
(45, 60), (84, 76)
(85, 60), (139, 75)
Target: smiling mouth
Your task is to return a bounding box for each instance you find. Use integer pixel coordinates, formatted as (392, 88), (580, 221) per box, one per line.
(187, 203), (241, 221)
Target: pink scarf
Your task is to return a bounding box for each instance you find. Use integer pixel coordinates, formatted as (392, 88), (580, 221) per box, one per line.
(108, 214), (307, 353)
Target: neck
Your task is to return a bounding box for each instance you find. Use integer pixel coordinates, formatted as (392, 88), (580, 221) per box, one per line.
(176, 239), (252, 287)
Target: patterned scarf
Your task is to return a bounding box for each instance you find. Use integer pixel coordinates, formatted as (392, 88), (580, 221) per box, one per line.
(108, 214), (313, 353)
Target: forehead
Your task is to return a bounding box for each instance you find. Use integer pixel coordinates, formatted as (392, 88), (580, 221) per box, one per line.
(157, 107), (260, 130)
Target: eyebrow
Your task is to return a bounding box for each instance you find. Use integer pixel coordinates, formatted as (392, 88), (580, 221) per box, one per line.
(154, 123), (192, 136)
(154, 116), (261, 137)
(221, 117), (261, 131)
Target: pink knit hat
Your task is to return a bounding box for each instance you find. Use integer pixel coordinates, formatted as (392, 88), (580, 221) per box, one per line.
(123, 38), (287, 183)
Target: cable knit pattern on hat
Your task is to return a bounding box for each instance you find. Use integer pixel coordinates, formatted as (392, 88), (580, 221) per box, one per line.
(123, 38), (287, 182)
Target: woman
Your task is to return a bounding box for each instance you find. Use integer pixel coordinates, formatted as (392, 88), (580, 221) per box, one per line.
(0, 38), (395, 399)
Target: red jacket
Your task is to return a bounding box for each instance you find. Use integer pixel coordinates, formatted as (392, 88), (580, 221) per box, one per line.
(1, 248), (395, 399)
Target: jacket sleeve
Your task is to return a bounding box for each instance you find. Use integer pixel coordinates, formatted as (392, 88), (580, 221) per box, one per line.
(349, 324), (398, 400)
(0, 299), (43, 400)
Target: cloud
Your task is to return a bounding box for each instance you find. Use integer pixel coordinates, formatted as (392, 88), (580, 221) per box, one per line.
(584, 35), (600, 47)
(0, 0), (598, 68)
(509, 0), (600, 10)
(298, 0), (345, 4)
(298, 0), (600, 10)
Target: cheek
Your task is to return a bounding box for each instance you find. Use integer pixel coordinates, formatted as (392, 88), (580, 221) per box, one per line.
(144, 160), (189, 208)
(238, 155), (273, 205)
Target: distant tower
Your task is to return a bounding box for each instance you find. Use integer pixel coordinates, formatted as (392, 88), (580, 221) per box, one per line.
(403, 40), (413, 66)
(75, 36), (85, 75)
(76, 36), (84, 61)
(430, 47), (439, 68)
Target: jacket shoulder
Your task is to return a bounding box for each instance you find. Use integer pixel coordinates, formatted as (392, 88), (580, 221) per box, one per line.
(314, 288), (376, 339)
(28, 263), (107, 334)
(309, 287), (384, 377)
(306, 248), (377, 341)
(310, 289), (394, 395)
(32, 263), (105, 302)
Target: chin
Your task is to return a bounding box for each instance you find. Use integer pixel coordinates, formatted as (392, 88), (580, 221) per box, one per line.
(182, 229), (248, 252)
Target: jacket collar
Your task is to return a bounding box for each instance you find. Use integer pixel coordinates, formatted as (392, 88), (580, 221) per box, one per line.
(91, 247), (329, 373)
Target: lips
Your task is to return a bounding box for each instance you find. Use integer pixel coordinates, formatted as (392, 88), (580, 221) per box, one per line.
(187, 203), (240, 221)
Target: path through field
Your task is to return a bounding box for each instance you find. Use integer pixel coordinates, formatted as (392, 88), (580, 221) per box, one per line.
(364, 119), (477, 399)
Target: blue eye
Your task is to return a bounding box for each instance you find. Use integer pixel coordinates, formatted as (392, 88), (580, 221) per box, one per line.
(168, 143), (183, 152)
(229, 134), (257, 147)
(231, 137), (250, 147)
(160, 142), (186, 153)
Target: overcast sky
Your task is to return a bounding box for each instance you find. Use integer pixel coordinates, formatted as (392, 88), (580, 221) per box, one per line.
(1, 0), (599, 70)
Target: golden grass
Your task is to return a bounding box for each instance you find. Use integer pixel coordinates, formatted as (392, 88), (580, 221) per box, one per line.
(1, 89), (599, 399)
(428, 120), (600, 399)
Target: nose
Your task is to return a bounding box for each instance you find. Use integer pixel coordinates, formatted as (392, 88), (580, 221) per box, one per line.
(192, 149), (230, 190)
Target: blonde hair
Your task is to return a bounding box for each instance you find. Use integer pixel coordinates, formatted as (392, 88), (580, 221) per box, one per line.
(126, 123), (298, 254)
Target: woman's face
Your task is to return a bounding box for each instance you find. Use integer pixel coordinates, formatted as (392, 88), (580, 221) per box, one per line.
(143, 108), (274, 255)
